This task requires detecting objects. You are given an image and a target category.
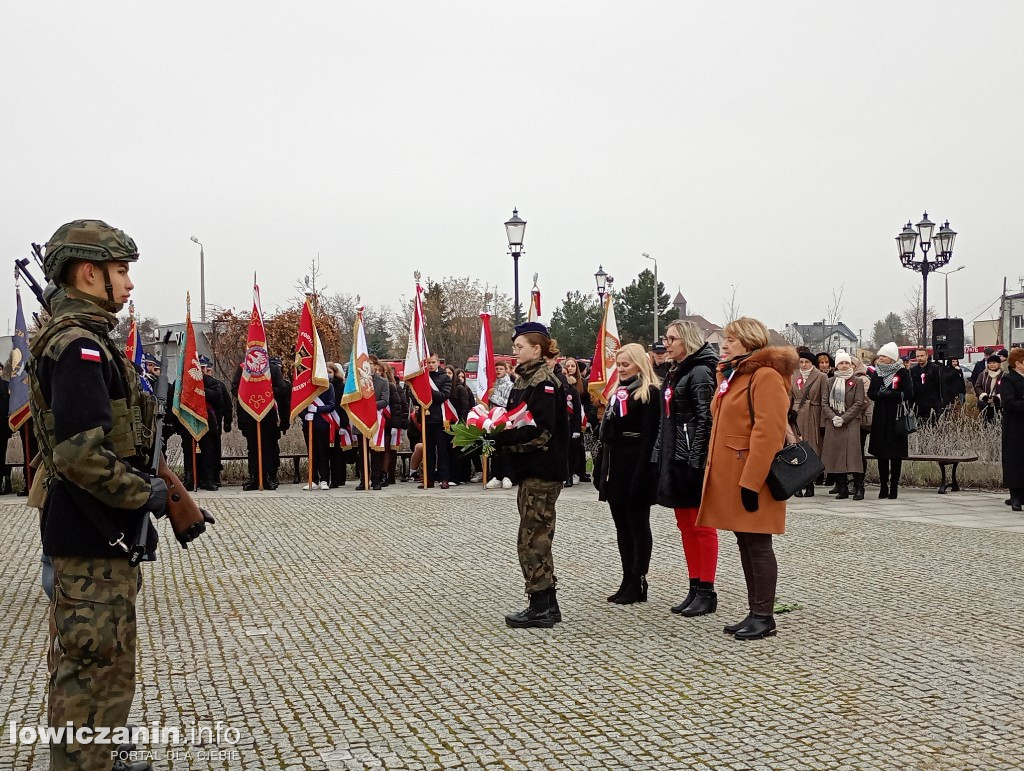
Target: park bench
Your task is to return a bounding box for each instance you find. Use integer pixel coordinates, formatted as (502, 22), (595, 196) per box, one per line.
(867, 453), (979, 495)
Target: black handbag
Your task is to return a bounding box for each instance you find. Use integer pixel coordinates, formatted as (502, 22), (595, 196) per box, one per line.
(747, 376), (825, 501)
(894, 399), (917, 438)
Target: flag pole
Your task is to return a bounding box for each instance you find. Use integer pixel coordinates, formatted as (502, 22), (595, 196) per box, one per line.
(482, 452), (488, 489)
(422, 407), (430, 489)
(362, 435), (371, 491)
(192, 438), (198, 488)
(22, 425), (32, 488)
(307, 421), (314, 490)
(257, 422), (264, 491)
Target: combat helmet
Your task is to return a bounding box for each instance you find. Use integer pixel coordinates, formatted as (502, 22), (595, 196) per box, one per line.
(43, 219), (139, 284)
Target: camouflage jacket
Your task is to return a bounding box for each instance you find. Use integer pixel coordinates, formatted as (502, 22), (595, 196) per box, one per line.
(29, 290), (158, 558)
(496, 359), (569, 482)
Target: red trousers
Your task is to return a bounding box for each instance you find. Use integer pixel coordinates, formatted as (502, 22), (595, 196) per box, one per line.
(674, 507), (719, 582)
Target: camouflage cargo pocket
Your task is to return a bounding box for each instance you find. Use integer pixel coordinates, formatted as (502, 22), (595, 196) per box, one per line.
(52, 561), (136, 665)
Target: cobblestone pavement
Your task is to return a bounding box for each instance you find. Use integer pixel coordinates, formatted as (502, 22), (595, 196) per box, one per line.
(2, 483), (1022, 770)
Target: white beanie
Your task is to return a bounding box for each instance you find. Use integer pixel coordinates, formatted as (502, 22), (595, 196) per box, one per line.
(834, 349), (852, 367)
(877, 342), (900, 361)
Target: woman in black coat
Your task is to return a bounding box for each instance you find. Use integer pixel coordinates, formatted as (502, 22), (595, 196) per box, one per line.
(999, 349), (1024, 511)
(653, 321), (720, 616)
(594, 343), (661, 605)
(867, 343), (915, 499)
(451, 369), (479, 484)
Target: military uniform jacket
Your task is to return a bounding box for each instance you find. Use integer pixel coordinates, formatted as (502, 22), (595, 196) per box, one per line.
(497, 359), (569, 482)
(29, 293), (158, 558)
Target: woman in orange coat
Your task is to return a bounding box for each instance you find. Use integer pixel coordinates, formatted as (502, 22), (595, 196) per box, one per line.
(697, 318), (797, 640)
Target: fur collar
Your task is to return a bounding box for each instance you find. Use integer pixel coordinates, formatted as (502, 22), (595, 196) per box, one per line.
(733, 346), (799, 380)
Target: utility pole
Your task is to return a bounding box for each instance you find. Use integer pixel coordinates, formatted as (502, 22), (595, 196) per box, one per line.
(1001, 276), (1008, 346)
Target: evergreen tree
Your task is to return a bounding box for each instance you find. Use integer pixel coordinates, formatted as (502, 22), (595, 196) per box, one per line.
(614, 269), (674, 345)
(549, 291), (602, 358)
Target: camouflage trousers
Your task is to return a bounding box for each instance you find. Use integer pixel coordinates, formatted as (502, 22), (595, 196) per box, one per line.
(516, 478), (563, 593)
(48, 556), (139, 771)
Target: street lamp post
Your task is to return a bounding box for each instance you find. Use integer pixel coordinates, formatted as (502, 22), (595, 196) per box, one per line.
(594, 265), (608, 303)
(189, 236), (207, 323)
(504, 209), (526, 324)
(896, 212), (956, 348)
(643, 252), (658, 343)
(935, 264), (966, 318)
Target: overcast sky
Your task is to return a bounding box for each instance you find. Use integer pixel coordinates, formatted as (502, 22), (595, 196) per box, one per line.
(2, 2), (1021, 347)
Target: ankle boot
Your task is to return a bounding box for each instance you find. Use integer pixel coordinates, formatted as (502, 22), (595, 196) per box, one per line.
(835, 475), (850, 500)
(803, 483), (814, 497)
(681, 581), (718, 616)
(827, 474), (840, 495)
(887, 483), (899, 500)
(724, 613), (754, 635)
(242, 477), (260, 491)
(733, 613), (777, 640)
(671, 578), (699, 614)
(613, 576), (644, 605)
(607, 575), (628, 603)
(505, 591), (557, 628)
(852, 473), (865, 500)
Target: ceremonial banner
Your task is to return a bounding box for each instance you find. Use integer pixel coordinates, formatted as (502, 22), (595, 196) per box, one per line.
(341, 306), (382, 443)
(473, 311), (495, 403)
(289, 297), (329, 421)
(588, 292), (620, 405)
(528, 275), (542, 321)
(403, 278), (432, 407)
(8, 287), (31, 431)
(238, 281), (275, 421)
(124, 303), (152, 394)
(172, 300), (209, 441)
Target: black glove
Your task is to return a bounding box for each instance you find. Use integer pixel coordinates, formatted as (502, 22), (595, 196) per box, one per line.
(177, 508), (216, 549)
(741, 486), (759, 512)
(146, 477), (169, 517)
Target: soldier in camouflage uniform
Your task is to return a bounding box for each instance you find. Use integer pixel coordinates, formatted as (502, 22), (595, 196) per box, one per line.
(28, 220), (183, 771)
(493, 322), (569, 628)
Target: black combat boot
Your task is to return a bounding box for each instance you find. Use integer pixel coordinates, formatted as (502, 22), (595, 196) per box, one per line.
(264, 476), (279, 490)
(671, 578), (700, 614)
(504, 591), (557, 628)
(733, 614), (777, 640)
(852, 473), (865, 500)
(681, 581), (718, 617)
(547, 587), (562, 623)
(835, 475), (850, 500)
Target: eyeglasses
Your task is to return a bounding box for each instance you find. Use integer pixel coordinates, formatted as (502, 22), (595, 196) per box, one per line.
(662, 335), (681, 343)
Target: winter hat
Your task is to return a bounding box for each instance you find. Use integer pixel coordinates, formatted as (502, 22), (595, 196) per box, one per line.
(877, 342), (900, 361)
(797, 349), (816, 364)
(988, 354), (1002, 364)
(511, 321), (549, 341)
(834, 350), (852, 367)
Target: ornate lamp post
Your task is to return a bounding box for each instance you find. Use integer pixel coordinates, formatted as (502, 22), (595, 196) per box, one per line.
(504, 209), (526, 323)
(594, 265), (608, 302)
(189, 236), (207, 323)
(896, 212), (956, 347)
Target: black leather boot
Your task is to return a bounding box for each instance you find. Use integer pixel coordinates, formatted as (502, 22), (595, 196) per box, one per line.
(803, 483), (814, 497)
(835, 475), (850, 500)
(607, 575), (628, 603)
(505, 591), (557, 628)
(547, 587), (562, 623)
(613, 576), (645, 605)
(852, 473), (865, 501)
(681, 581), (718, 616)
(242, 477), (260, 491)
(887, 483), (899, 500)
(671, 578), (699, 614)
(827, 474), (840, 494)
(724, 613), (754, 635)
(733, 614), (777, 640)
(878, 465), (889, 499)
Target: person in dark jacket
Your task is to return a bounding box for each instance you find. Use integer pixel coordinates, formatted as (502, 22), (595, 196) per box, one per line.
(971, 347), (996, 387)
(940, 358), (967, 414)
(563, 357), (590, 483)
(327, 362), (353, 487)
(976, 356), (1004, 425)
(450, 368), (478, 484)
(867, 343), (915, 499)
(195, 356), (230, 490)
(653, 320), (719, 616)
(548, 358), (580, 487)
(999, 349), (1024, 511)
(232, 357), (286, 490)
(495, 322), (569, 628)
(421, 354), (452, 488)
(910, 347), (943, 425)
(382, 365), (408, 486)
(301, 382), (336, 489)
(594, 343), (660, 605)
(359, 359), (391, 490)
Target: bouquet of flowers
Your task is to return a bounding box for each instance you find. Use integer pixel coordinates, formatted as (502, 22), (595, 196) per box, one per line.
(448, 404), (535, 456)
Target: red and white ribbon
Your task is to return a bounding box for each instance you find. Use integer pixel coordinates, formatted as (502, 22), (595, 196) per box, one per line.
(616, 387), (629, 417)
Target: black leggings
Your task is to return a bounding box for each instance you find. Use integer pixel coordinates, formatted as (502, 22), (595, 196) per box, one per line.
(877, 458), (903, 488)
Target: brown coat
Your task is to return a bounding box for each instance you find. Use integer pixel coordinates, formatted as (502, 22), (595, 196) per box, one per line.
(820, 375), (867, 473)
(697, 347), (797, 535)
(790, 367), (827, 455)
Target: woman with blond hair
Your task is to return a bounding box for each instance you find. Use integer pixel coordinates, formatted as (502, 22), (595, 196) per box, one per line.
(594, 343), (661, 604)
(563, 357), (591, 483)
(653, 320), (720, 616)
(698, 317), (797, 640)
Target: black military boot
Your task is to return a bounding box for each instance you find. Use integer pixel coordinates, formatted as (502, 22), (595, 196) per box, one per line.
(671, 578), (700, 614)
(264, 476), (279, 490)
(504, 591), (557, 628)
(242, 477), (260, 491)
(852, 473), (865, 501)
(681, 581), (718, 617)
(547, 587), (562, 623)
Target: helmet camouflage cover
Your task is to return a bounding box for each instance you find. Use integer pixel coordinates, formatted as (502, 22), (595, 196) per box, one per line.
(43, 219), (139, 282)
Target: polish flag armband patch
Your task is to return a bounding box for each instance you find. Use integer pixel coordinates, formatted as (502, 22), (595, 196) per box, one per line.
(543, 384), (555, 394)
(80, 347), (102, 363)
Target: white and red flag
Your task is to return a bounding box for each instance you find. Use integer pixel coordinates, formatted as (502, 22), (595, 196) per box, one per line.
(341, 306), (382, 446)
(403, 277), (433, 408)
(238, 279), (276, 421)
(588, 291), (620, 405)
(289, 297), (329, 421)
(528, 274), (542, 321)
(473, 311), (496, 403)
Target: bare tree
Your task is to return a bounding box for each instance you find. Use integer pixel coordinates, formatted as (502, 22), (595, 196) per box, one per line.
(722, 285), (741, 324)
(826, 284), (845, 326)
(292, 255), (328, 305)
(901, 286), (938, 346)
